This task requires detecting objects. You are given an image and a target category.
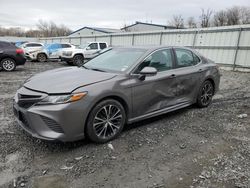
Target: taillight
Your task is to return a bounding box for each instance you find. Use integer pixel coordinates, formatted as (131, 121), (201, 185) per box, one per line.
(16, 48), (24, 54)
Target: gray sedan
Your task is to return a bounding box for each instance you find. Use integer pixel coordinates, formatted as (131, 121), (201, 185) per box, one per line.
(13, 46), (220, 143)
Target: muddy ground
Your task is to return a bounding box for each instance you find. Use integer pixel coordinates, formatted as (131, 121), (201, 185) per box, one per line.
(0, 61), (249, 188)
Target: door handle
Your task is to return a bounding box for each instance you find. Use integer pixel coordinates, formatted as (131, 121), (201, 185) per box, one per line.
(170, 74), (176, 78)
(198, 68), (203, 72)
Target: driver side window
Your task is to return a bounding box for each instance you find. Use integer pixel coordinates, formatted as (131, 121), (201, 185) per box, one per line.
(136, 49), (173, 73)
(88, 43), (98, 50)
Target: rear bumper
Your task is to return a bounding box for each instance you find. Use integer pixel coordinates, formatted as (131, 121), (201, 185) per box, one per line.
(16, 55), (26, 65)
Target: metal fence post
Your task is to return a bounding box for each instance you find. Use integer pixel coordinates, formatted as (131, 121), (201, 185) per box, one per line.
(110, 35), (112, 46)
(132, 34), (135, 46)
(192, 30), (198, 48)
(233, 28), (242, 71)
(159, 32), (163, 45)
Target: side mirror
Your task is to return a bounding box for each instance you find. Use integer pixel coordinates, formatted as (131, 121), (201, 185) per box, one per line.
(86, 46), (91, 50)
(139, 67), (157, 76)
(138, 67), (157, 80)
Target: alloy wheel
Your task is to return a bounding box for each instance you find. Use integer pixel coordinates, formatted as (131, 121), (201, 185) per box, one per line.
(73, 55), (84, 66)
(37, 54), (46, 62)
(93, 105), (123, 139)
(200, 82), (213, 106)
(2, 59), (15, 71)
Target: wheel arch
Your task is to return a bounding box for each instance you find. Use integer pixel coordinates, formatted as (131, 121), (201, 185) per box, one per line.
(37, 52), (48, 58)
(204, 77), (216, 95)
(84, 94), (130, 134)
(74, 53), (84, 58)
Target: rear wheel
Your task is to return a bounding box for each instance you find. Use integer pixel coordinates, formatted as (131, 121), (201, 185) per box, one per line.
(37, 53), (47, 62)
(197, 80), (214, 108)
(86, 99), (126, 143)
(73, 55), (84, 66)
(1, 58), (16, 71)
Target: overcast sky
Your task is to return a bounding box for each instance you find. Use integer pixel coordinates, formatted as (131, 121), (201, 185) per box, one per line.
(0, 0), (249, 31)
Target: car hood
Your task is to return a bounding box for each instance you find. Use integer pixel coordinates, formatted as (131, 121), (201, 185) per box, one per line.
(24, 67), (117, 94)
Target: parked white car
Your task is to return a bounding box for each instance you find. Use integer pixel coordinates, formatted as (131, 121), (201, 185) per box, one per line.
(20, 42), (44, 55)
(25, 43), (75, 62)
(61, 42), (108, 66)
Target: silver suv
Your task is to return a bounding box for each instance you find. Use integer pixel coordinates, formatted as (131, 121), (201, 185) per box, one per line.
(61, 42), (108, 66)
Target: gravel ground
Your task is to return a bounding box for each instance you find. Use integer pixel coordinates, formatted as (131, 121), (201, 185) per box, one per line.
(0, 61), (249, 188)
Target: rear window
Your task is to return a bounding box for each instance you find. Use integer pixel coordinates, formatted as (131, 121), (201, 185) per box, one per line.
(61, 44), (72, 48)
(100, 43), (107, 49)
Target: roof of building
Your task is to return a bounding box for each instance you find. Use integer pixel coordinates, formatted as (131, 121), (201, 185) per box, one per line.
(121, 21), (177, 30)
(69, 26), (121, 36)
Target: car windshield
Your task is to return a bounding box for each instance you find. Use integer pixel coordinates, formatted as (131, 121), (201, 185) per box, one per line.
(83, 48), (146, 73)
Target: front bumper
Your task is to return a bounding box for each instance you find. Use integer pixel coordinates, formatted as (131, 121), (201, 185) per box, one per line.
(13, 87), (88, 142)
(24, 52), (37, 61)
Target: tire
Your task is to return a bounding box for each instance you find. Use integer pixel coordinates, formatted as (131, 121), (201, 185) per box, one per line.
(197, 80), (214, 108)
(66, 61), (74, 66)
(86, 99), (126, 143)
(73, 54), (84, 66)
(1, 58), (16, 71)
(37, 53), (47, 62)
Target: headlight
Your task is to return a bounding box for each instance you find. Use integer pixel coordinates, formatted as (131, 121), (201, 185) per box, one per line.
(63, 51), (73, 56)
(37, 92), (87, 105)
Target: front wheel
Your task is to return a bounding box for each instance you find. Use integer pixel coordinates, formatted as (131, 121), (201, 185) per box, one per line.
(73, 55), (84, 66)
(37, 53), (47, 62)
(86, 99), (126, 143)
(1, 58), (16, 71)
(197, 80), (214, 108)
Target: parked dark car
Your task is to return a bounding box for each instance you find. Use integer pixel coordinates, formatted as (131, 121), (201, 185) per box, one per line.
(13, 46), (220, 143)
(0, 41), (26, 71)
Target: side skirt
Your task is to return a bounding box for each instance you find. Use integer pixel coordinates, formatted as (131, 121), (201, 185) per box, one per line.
(127, 102), (193, 124)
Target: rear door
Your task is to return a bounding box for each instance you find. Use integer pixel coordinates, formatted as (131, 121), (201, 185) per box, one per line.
(131, 48), (179, 118)
(48, 44), (61, 59)
(172, 48), (202, 104)
(0, 42), (15, 60)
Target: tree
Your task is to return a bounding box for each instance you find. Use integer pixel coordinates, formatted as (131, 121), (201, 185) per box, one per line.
(187, 17), (197, 28)
(213, 10), (227, 26)
(170, 15), (184, 29)
(226, 6), (241, 25)
(200, 8), (213, 28)
(36, 20), (71, 37)
(240, 6), (250, 24)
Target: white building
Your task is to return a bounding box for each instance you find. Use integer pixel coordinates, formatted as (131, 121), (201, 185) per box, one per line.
(69, 27), (121, 37)
(121, 21), (177, 32)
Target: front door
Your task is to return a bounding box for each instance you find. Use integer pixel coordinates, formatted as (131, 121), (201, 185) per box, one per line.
(130, 48), (178, 118)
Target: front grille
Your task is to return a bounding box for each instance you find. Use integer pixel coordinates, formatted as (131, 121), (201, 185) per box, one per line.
(40, 116), (64, 133)
(17, 94), (43, 109)
(19, 94), (41, 99)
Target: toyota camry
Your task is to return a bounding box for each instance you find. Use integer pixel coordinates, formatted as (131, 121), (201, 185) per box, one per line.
(13, 46), (220, 143)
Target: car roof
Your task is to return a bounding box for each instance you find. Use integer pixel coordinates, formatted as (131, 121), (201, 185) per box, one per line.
(110, 45), (195, 52)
